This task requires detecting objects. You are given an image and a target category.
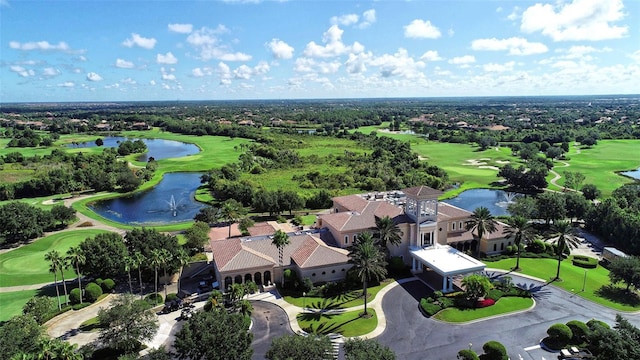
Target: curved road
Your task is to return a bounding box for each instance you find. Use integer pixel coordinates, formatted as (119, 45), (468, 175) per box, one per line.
(376, 273), (640, 360)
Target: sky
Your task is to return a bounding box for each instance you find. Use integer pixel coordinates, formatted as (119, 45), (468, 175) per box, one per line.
(1, 0), (639, 102)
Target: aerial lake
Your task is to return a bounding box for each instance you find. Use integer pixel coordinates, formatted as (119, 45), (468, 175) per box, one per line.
(443, 189), (520, 216)
(89, 172), (206, 225)
(69, 137), (200, 161)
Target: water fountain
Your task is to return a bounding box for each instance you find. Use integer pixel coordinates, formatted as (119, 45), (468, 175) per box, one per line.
(167, 195), (178, 217)
(496, 191), (517, 208)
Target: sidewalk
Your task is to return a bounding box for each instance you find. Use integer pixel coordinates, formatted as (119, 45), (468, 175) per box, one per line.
(45, 294), (116, 346)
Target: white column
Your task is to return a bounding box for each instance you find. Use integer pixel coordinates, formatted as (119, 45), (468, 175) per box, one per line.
(442, 276), (447, 292)
(448, 276), (454, 292)
(412, 257), (416, 272)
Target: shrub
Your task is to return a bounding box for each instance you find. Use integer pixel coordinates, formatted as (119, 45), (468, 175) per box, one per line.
(387, 256), (406, 274)
(486, 289), (503, 301)
(101, 278), (116, 292)
(481, 341), (508, 360)
(166, 293), (178, 302)
(572, 255), (598, 269)
(438, 296), (454, 308)
(546, 323), (572, 349)
(526, 239), (546, 254)
(477, 298), (495, 308)
(566, 320), (589, 344)
(72, 302), (91, 310)
(191, 252), (208, 261)
(145, 293), (163, 306)
(587, 319), (610, 330)
(419, 298), (442, 317)
(457, 349), (480, 360)
(85, 282), (103, 303)
(77, 221), (93, 227)
(276, 215), (286, 223)
(69, 288), (82, 305)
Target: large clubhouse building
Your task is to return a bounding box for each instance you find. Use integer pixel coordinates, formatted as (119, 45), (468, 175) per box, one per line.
(210, 186), (510, 292)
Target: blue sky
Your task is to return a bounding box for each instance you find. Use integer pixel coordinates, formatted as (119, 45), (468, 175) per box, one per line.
(2, 0), (639, 102)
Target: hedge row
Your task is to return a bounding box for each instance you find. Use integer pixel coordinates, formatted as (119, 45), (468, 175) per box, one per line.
(572, 255), (598, 269)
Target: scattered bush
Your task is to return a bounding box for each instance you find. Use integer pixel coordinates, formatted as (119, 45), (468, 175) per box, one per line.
(572, 255), (598, 269)
(526, 239), (546, 254)
(457, 349), (480, 360)
(545, 323), (573, 349)
(69, 288), (82, 305)
(101, 278), (116, 292)
(481, 341), (508, 360)
(85, 282), (103, 303)
(566, 320), (589, 344)
(190, 252), (208, 261)
(166, 293), (179, 302)
(419, 298), (442, 317)
(145, 293), (163, 306)
(95, 278), (104, 287)
(587, 319), (610, 330)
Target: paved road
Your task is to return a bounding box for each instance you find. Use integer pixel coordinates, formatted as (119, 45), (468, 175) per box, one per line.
(250, 300), (294, 360)
(376, 273), (640, 360)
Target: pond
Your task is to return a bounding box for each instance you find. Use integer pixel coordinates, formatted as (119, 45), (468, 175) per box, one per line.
(443, 189), (521, 216)
(69, 137), (200, 161)
(89, 172), (206, 225)
(621, 168), (640, 180)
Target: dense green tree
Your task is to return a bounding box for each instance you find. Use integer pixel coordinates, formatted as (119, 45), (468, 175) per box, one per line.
(175, 248), (191, 294)
(608, 256), (640, 292)
(22, 296), (54, 325)
(502, 216), (533, 270)
(481, 340), (508, 360)
(125, 228), (181, 276)
(184, 221), (210, 253)
(563, 171), (586, 191)
(0, 315), (43, 360)
(581, 184), (601, 201)
(564, 191), (591, 223)
(550, 220), (580, 281)
(344, 338), (396, 360)
(461, 274), (491, 301)
(0, 202), (51, 244)
(375, 215), (403, 257)
(266, 334), (332, 360)
(149, 249), (163, 301)
(97, 293), (158, 354)
(174, 309), (253, 360)
(271, 229), (290, 287)
(79, 232), (128, 278)
(465, 207), (498, 257)
(536, 192), (566, 225)
(507, 196), (537, 219)
(349, 232), (387, 316)
(50, 204), (76, 227)
(193, 206), (221, 224)
(132, 251), (145, 299)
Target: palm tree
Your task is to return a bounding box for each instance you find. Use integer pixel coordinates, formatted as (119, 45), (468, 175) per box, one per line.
(44, 250), (63, 310)
(133, 251), (145, 299)
(503, 215), (534, 271)
(220, 199), (246, 238)
(124, 255), (134, 294)
(271, 229), (290, 287)
(374, 215), (403, 257)
(465, 207), (498, 257)
(150, 249), (163, 301)
(159, 249), (172, 300)
(176, 248), (191, 294)
(348, 232), (387, 317)
(65, 246), (85, 304)
(551, 220), (580, 281)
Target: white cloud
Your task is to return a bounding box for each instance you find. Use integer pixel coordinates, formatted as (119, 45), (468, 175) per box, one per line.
(404, 19), (441, 39)
(115, 58), (135, 68)
(303, 25), (364, 58)
(42, 67), (60, 77)
(187, 26), (250, 61)
(267, 39), (294, 59)
(10, 65), (35, 77)
(218, 52), (252, 61)
(483, 61), (516, 72)
(149, 80), (156, 86)
(370, 48), (426, 79)
(121, 78), (136, 85)
(161, 67), (177, 81)
(507, 6), (520, 21)
(9, 40), (71, 52)
(448, 55), (476, 65)
(58, 81), (75, 87)
(168, 23), (193, 34)
(521, 0), (628, 41)
(630, 50), (640, 63)
(86, 72), (103, 81)
(331, 14), (359, 26)
(217, 62), (232, 85)
(122, 33), (156, 49)
(157, 52), (178, 64)
(192, 67), (210, 77)
(471, 37), (548, 56)
(345, 52), (373, 74)
(360, 9), (376, 28)
(420, 50), (443, 61)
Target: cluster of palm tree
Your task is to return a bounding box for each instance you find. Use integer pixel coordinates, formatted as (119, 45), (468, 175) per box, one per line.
(123, 247), (191, 301)
(466, 206), (580, 281)
(44, 246), (86, 310)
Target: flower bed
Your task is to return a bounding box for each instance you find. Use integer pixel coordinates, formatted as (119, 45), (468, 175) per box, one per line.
(476, 298), (495, 308)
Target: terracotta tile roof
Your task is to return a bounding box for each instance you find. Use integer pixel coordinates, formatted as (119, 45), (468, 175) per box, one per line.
(247, 222), (277, 236)
(402, 186), (443, 199)
(332, 194), (369, 213)
(437, 203), (472, 221)
(320, 200), (403, 232)
(291, 236), (349, 268)
(447, 221), (507, 243)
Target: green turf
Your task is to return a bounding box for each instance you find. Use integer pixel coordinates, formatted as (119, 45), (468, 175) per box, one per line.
(0, 229), (110, 287)
(282, 279), (394, 309)
(434, 296), (534, 323)
(297, 308), (377, 337)
(0, 289), (38, 322)
(486, 257), (640, 311)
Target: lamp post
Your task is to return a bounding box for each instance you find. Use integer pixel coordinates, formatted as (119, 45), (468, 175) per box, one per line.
(582, 269), (587, 292)
(303, 292), (306, 310)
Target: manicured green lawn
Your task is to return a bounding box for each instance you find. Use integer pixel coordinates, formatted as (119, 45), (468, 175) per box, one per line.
(486, 257), (640, 311)
(282, 279), (394, 309)
(297, 309), (377, 337)
(434, 297), (534, 323)
(0, 229), (109, 287)
(0, 289), (38, 322)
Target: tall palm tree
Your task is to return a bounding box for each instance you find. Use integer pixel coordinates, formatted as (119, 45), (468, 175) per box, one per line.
(271, 229), (290, 287)
(65, 246), (85, 304)
(176, 248), (191, 294)
(551, 220), (580, 281)
(503, 215), (534, 271)
(374, 215), (403, 257)
(221, 199), (245, 238)
(465, 206), (498, 257)
(150, 249), (163, 301)
(44, 250), (63, 310)
(348, 232), (387, 317)
(133, 251), (145, 299)
(159, 249), (172, 300)
(124, 255), (134, 294)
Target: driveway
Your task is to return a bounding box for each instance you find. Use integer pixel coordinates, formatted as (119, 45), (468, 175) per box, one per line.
(376, 273), (640, 360)
(251, 300), (294, 360)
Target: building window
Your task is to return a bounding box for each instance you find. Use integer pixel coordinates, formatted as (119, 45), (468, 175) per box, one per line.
(353, 234), (357, 242)
(493, 244), (497, 251)
(322, 271), (326, 275)
(341, 269), (345, 272)
(332, 270), (335, 273)
(312, 273), (316, 277)
(452, 222), (456, 230)
(500, 243), (504, 251)
(459, 221), (463, 230)
(344, 236), (348, 245)
(421, 232), (433, 247)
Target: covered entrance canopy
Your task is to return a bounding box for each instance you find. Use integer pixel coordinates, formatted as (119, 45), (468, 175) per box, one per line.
(410, 245), (485, 292)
